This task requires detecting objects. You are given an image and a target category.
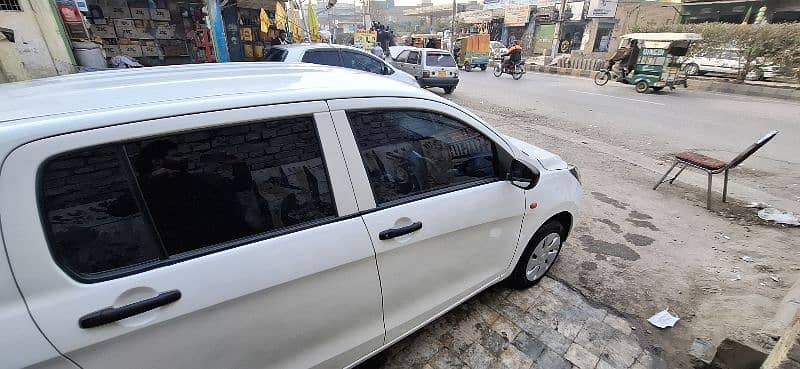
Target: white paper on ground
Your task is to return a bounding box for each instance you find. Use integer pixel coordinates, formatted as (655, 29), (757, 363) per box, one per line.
(757, 208), (800, 226)
(648, 309), (679, 328)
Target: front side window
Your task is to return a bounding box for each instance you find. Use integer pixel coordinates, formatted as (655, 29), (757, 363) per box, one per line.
(396, 50), (409, 63)
(264, 47), (288, 61)
(347, 110), (498, 205)
(407, 51), (420, 65)
(40, 116), (336, 279)
(342, 51), (385, 74)
(302, 50), (342, 67)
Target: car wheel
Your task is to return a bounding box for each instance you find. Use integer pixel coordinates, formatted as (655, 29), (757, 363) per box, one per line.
(635, 80), (649, 93)
(443, 86), (455, 94)
(508, 221), (565, 288)
(684, 63), (700, 76)
(465, 64), (472, 72)
(480, 65), (487, 71)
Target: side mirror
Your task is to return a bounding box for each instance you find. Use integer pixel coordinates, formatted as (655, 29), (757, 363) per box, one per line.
(383, 64), (393, 75)
(507, 159), (540, 190)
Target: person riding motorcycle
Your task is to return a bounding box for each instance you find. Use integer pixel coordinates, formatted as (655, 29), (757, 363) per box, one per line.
(502, 40), (522, 70)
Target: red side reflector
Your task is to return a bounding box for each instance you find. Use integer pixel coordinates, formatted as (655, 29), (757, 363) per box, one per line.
(423, 70), (430, 78)
(529, 202), (538, 209)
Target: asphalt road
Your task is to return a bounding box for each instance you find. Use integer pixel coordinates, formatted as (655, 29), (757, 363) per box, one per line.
(442, 70), (800, 209)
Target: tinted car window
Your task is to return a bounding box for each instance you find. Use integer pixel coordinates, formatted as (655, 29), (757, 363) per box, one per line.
(347, 110), (497, 205)
(302, 50), (342, 67)
(41, 116), (336, 279)
(342, 51), (385, 74)
(426, 53), (457, 67)
(396, 50), (409, 63)
(407, 51), (420, 64)
(264, 47), (288, 61)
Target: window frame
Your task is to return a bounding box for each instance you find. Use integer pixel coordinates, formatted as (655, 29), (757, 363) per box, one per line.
(396, 50), (410, 63)
(332, 102), (515, 211)
(26, 103), (354, 283)
(407, 51), (420, 65)
(340, 50), (387, 75)
(301, 48), (343, 67)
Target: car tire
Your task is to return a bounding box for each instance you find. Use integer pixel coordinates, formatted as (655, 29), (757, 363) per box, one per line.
(635, 80), (649, 93)
(443, 86), (455, 94)
(684, 63), (700, 76)
(465, 64), (472, 72)
(508, 221), (565, 289)
(480, 65), (487, 71)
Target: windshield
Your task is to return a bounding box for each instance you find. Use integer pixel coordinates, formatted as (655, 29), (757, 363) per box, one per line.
(264, 48), (288, 61)
(426, 53), (456, 67)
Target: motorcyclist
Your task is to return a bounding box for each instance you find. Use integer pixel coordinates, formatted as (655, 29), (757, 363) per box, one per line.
(502, 40), (522, 70)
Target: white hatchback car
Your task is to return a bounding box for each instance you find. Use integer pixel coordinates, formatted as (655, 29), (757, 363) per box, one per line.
(265, 43), (419, 87)
(0, 63), (581, 369)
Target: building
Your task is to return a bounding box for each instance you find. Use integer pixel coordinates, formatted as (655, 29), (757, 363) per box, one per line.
(0, 0), (75, 82)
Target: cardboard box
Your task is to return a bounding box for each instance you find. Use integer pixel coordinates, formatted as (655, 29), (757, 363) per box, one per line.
(93, 24), (117, 38)
(141, 45), (161, 56)
(103, 5), (131, 19)
(240, 28), (254, 42)
(133, 27), (154, 39)
(119, 44), (143, 57)
(150, 8), (171, 21)
(113, 19), (135, 38)
(162, 43), (187, 56)
(154, 22), (176, 39)
(130, 7), (151, 20)
(102, 44), (120, 56)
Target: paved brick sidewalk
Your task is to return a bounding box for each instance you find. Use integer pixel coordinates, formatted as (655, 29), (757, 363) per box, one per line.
(373, 277), (666, 369)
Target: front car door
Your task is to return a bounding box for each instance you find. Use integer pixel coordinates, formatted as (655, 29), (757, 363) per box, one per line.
(1, 102), (384, 369)
(406, 51), (422, 77)
(393, 50), (410, 72)
(328, 97), (527, 342)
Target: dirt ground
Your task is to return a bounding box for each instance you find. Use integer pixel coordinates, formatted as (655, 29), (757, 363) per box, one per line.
(448, 95), (800, 368)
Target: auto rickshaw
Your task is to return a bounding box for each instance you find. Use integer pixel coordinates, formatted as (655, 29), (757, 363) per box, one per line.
(596, 33), (702, 93)
(454, 34), (490, 72)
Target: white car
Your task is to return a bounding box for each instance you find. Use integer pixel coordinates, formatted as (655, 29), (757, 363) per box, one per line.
(0, 63), (581, 369)
(265, 43), (419, 87)
(392, 48), (460, 94)
(681, 49), (781, 80)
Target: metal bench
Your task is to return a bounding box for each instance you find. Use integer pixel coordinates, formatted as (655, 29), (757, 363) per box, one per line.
(653, 130), (779, 209)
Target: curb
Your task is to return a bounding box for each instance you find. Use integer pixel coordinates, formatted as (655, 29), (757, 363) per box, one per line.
(517, 64), (800, 101)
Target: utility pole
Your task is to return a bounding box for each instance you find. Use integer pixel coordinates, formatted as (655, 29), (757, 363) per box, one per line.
(451, 0), (457, 46)
(550, 0), (567, 58)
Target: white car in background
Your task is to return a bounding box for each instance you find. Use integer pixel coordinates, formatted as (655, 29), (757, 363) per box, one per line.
(0, 63), (581, 369)
(265, 43), (419, 87)
(681, 48), (782, 80)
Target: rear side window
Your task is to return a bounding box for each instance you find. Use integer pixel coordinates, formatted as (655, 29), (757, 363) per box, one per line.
(341, 51), (384, 74)
(426, 53), (456, 67)
(301, 50), (342, 67)
(40, 116), (336, 280)
(264, 47), (288, 61)
(347, 110), (498, 205)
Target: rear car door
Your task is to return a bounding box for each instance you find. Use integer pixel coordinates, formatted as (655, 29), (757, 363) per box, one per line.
(1, 103), (385, 369)
(301, 48), (344, 67)
(328, 98), (527, 341)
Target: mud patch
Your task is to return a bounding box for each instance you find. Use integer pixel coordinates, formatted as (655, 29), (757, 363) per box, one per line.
(624, 233), (655, 247)
(591, 192), (629, 210)
(629, 210), (653, 220)
(627, 218), (661, 232)
(579, 234), (641, 261)
(581, 261), (598, 270)
(594, 218), (623, 234)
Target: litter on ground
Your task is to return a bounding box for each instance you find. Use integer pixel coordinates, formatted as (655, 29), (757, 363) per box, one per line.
(741, 256), (754, 263)
(757, 208), (800, 226)
(648, 309), (680, 329)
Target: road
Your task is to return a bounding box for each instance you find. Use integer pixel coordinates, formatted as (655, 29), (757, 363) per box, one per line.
(370, 71), (800, 369)
(447, 71), (800, 210)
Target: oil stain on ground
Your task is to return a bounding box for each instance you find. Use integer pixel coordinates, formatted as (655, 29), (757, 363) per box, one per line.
(578, 234), (641, 261)
(594, 218), (623, 234)
(624, 233), (655, 246)
(591, 192), (629, 210)
(626, 218), (661, 232)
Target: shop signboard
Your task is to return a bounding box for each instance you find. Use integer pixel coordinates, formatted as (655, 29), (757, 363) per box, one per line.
(56, 0), (83, 24)
(567, 1), (584, 21)
(504, 5), (530, 26)
(353, 30), (377, 50)
(588, 0), (617, 18)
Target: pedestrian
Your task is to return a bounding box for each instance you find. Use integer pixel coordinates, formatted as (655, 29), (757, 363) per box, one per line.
(371, 43), (385, 59)
(271, 29), (288, 45)
(624, 39), (640, 77)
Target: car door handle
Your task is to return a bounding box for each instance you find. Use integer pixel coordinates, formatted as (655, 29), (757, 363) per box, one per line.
(379, 221), (422, 240)
(79, 290), (182, 329)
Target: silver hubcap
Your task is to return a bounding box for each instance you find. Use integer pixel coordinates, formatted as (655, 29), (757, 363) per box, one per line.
(525, 233), (561, 281)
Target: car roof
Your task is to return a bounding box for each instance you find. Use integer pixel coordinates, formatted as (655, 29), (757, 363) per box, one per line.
(273, 43), (367, 52)
(0, 62), (442, 125)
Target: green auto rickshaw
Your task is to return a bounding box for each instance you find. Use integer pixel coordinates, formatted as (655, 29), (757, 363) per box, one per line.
(454, 34), (491, 72)
(596, 33), (703, 93)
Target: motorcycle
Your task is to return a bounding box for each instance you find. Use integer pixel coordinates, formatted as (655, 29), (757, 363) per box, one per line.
(493, 58), (526, 80)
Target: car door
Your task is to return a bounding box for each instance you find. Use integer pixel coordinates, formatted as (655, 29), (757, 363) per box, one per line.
(1, 102), (385, 369)
(394, 50), (410, 72)
(301, 48), (344, 67)
(406, 50), (422, 77)
(328, 97), (527, 342)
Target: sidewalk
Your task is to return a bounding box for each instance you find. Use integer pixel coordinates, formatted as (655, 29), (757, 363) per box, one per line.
(521, 64), (800, 101)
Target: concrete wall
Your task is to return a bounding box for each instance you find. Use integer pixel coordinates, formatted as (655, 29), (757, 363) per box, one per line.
(606, 2), (678, 53)
(0, 0), (75, 81)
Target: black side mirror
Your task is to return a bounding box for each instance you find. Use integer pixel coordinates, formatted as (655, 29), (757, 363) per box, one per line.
(383, 64), (393, 75)
(507, 159), (540, 190)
